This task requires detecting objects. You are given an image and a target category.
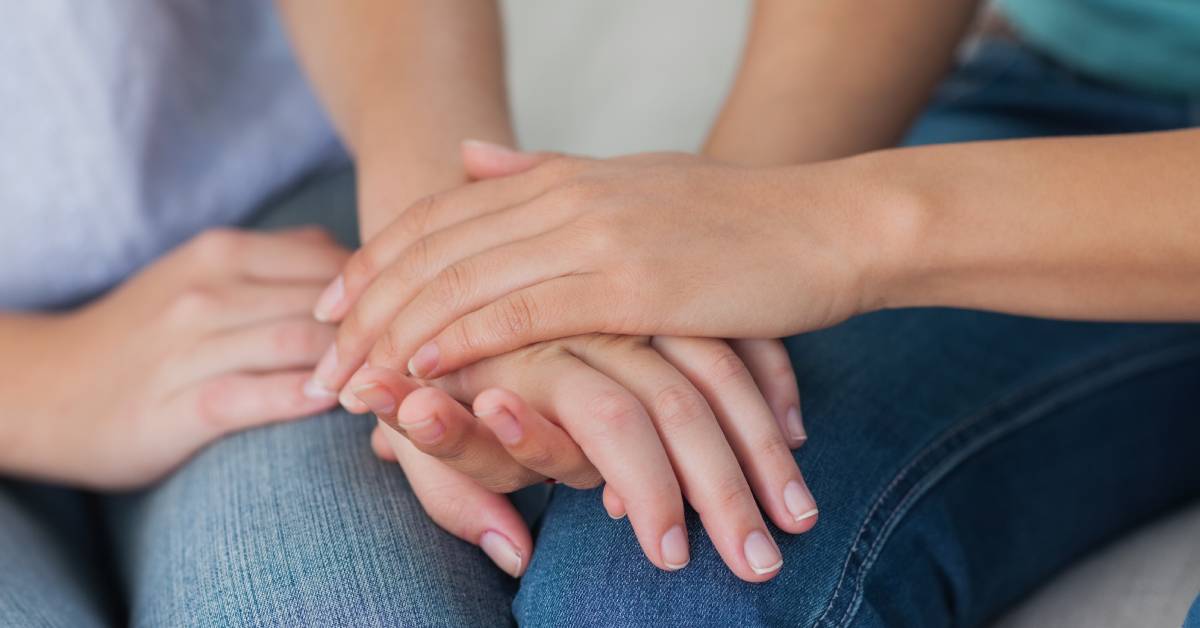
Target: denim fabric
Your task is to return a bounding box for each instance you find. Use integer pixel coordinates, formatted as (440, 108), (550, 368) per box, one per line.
(3, 37), (1199, 628)
(1187, 595), (1200, 628)
(513, 38), (1200, 626)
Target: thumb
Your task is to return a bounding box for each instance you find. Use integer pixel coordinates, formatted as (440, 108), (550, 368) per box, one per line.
(461, 139), (559, 180)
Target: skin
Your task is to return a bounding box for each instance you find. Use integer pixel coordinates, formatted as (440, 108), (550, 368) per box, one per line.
(275, 0), (815, 581)
(0, 228), (347, 488)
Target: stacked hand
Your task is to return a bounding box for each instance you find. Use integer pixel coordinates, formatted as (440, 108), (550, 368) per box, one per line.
(315, 141), (884, 381)
(319, 145), (829, 582)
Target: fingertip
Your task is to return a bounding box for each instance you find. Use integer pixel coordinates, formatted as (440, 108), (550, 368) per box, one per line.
(370, 426), (398, 462)
(602, 484), (626, 520)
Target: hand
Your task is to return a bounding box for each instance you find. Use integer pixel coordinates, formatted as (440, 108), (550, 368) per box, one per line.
(350, 334), (817, 583)
(311, 141), (889, 381)
(9, 227), (349, 489)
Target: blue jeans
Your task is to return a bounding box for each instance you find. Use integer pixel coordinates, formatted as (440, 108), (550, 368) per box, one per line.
(2, 38), (1199, 627)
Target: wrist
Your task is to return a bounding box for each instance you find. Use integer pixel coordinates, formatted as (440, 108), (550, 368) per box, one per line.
(808, 149), (934, 317)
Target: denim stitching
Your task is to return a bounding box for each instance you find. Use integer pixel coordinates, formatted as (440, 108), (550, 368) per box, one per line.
(812, 334), (1200, 628)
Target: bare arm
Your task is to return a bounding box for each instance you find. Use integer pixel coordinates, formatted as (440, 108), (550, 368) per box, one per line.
(275, 0), (514, 237)
(875, 129), (1200, 321)
(705, 0), (981, 165)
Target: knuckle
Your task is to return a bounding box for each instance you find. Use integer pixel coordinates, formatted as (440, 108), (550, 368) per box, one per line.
(430, 262), (473, 310)
(425, 493), (473, 532)
(566, 468), (604, 490)
(483, 475), (527, 494)
(652, 383), (709, 432)
(396, 237), (434, 283)
(189, 228), (242, 263)
(165, 285), (222, 323)
(585, 390), (644, 432)
(343, 249), (378, 287)
(489, 294), (539, 342)
(516, 444), (557, 471)
(194, 380), (235, 433)
(710, 473), (755, 512)
(756, 432), (795, 462)
(708, 348), (753, 386)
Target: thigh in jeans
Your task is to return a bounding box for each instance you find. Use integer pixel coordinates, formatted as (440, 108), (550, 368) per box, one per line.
(104, 170), (516, 627)
(514, 41), (1200, 627)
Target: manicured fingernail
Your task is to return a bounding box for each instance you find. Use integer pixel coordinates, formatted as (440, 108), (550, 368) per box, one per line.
(463, 138), (519, 156)
(477, 408), (522, 445)
(398, 414), (444, 444)
(784, 480), (819, 523)
(312, 274), (344, 322)
(408, 342), (440, 378)
(480, 530), (524, 577)
(660, 525), (690, 571)
(743, 530), (783, 575)
(352, 383), (397, 416)
(304, 345), (339, 399)
(785, 405), (807, 444)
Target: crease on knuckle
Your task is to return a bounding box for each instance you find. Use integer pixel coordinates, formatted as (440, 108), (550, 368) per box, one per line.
(431, 262), (472, 311)
(489, 293), (538, 343)
(585, 390), (644, 433)
(166, 285), (221, 323)
(708, 472), (754, 513)
(756, 433), (794, 462)
(652, 383), (709, 433)
(344, 248), (378, 287)
(516, 444), (557, 472)
(708, 349), (752, 386)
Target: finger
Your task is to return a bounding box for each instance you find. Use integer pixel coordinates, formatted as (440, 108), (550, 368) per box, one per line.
(435, 348), (687, 573)
(173, 316), (335, 391)
(386, 430), (532, 578)
(731, 339), (806, 446)
(167, 283), (330, 333)
(602, 484), (626, 520)
(653, 336), (818, 536)
(322, 209), (569, 394)
(472, 388), (602, 490)
(409, 274), (620, 380)
(315, 159), (579, 324)
(179, 370), (338, 439)
(182, 228), (349, 283)
(370, 425), (398, 462)
(367, 233), (578, 377)
(350, 372), (544, 494)
(461, 140), (560, 180)
(569, 336), (783, 582)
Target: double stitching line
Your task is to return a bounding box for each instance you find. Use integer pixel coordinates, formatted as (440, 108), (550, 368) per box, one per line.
(811, 334), (1200, 628)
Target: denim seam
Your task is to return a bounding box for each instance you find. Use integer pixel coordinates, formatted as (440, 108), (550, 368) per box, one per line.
(811, 334), (1200, 628)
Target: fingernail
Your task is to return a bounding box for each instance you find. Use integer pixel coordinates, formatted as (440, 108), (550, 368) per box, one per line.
(477, 408), (523, 445)
(785, 405), (807, 444)
(660, 525), (690, 571)
(352, 383), (397, 416)
(463, 138), (518, 156)
(339, 388), (369, 413)
(480, 530), (524, 577)
(408, 342), (440, 378)
(304, 345), (339, 399)
(784, 480), (819, 523)
(743, 530), (783, 575)
(398, 414), (444, 444)
(312, 274), (344, 322)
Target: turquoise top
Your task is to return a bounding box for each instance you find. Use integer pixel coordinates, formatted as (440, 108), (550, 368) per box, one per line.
(1000, 0), (1200, 95)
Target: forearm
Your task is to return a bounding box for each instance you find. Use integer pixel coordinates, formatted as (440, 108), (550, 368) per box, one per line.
(858, 129), (1200, 321)
(276, 0), (514, 237)
(706, 0), (980, 165)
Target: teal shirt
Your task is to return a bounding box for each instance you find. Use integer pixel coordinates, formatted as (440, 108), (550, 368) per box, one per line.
(1000, 0), (1200, 95)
